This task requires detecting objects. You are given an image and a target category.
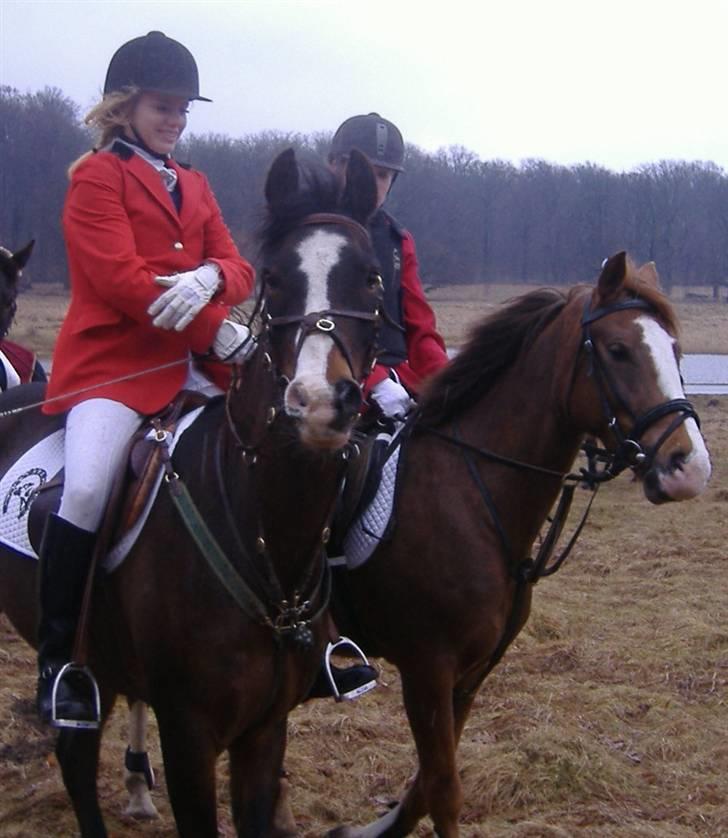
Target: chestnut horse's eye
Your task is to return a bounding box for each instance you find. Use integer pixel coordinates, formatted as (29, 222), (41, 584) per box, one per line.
(607, 342), (630, 362)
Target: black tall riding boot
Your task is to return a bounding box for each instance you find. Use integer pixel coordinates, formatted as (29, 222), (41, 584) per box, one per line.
(36, 513), (99, 728)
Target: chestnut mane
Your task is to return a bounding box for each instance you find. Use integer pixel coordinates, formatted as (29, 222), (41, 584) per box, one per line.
(419, 264), (679, 428)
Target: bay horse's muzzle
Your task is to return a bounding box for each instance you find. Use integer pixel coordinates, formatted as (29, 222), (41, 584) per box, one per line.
(284, 374), (363, 451)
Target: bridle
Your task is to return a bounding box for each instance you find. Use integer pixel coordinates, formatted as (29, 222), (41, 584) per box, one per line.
(573, 297), (700, 482)
(171, 210), (383, 661)
(261, 212), (383, 385)
(225, 211), (383, 458)
(431, 292), (704, 694)
(416, 292), (702, 585)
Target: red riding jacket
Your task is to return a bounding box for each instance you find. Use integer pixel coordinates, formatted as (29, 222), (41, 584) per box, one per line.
(45, 145), (254, 415)
(365, 213), (448, 397)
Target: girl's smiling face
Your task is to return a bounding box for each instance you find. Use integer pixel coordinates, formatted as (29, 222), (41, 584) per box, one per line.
(130, 92), (189, 155)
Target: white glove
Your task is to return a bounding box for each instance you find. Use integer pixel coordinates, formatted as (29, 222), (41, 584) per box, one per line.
(148, 263), (221, 331)
(212, 319), (255, 363)
(370, 377), (414, 419)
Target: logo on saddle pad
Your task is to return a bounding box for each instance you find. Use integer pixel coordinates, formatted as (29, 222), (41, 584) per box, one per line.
(2, 467), (49, 519)
(0, 409), (204, 565)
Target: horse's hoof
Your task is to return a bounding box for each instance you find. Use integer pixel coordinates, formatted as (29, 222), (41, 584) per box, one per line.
(123, 773), (159, 820)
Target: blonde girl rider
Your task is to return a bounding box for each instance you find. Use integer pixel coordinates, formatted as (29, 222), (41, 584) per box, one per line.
(37, 31), (255, 727)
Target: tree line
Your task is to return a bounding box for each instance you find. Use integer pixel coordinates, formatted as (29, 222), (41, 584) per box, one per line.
(2, 85), (728, 295)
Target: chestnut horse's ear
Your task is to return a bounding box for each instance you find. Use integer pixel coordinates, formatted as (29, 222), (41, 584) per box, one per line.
(596, 251), (627, 300)
(11, 240), (34, 272)
(637, 260), (661, 289)
(265, 148), (299, 210)
(341, 149), (378, 225)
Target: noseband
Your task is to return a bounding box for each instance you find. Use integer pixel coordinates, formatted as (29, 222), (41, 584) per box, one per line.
(577, 297), (700, 480)
(263, 213), (382, 384)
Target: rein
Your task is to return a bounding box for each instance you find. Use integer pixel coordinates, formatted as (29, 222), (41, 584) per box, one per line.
(0, 357), (191, 419)
(445, 292), (702, 696)
(575, 297), (700, 479)
(155, 209), (381, 649)
(418, 293), (702, 583)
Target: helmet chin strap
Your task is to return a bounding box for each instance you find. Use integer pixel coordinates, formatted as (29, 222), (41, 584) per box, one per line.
(122, 127), (172, 161)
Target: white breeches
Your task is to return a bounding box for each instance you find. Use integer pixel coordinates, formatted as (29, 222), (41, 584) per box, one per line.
(59, 399), (144, 532)
(58, 363), (222, 532)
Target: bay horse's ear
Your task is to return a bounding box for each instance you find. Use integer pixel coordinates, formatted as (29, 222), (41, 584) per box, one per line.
(637, 260), (661, 289)
(265, 148), (299, 210)
(596, 251), (627, 300)
(12, 240), (34, 272)
(342, 149), (378, 225)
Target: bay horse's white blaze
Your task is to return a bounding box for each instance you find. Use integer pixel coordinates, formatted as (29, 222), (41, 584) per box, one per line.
(637, 316), (711, 499)
(284, 230), (348, 444)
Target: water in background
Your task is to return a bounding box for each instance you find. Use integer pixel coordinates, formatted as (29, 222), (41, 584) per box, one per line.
(682, 354), (728, 395)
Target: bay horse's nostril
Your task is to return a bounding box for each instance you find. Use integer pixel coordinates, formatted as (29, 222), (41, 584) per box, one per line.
(334, 379), (362, 421)
(285, 381), (308, 414)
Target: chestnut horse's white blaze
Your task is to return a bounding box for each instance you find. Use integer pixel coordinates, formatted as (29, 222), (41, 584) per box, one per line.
(637, 315), (711, 499)
(284, 229), (349, 442)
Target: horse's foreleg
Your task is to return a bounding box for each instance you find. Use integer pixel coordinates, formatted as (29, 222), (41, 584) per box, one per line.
(55, 692), (115, 838)
(228, 718), (294, 837)
(327, 667), (460, 838)
(155, 703), (219, 838)
(123, 700), (159, 819)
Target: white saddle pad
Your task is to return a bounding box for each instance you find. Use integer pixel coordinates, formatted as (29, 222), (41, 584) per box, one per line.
(339, 429), (403, 570)
(0, 407), (204, 569)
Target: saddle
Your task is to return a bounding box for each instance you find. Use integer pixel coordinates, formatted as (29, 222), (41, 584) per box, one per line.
(27, 391), (211, 556)
(329, 416), (405, 558)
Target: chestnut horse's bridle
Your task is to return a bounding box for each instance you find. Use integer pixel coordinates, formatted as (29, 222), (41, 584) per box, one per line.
(573, 297), (701, 481)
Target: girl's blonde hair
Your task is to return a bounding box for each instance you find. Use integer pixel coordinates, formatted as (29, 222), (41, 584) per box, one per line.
(68, 88), (140, 176)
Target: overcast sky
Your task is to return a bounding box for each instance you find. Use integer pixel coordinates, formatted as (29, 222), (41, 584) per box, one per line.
(2, 0), (728, 173)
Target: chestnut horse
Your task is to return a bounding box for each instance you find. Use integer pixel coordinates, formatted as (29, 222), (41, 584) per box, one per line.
(0, 147), (383, 837)
(325, 253), (711, 836)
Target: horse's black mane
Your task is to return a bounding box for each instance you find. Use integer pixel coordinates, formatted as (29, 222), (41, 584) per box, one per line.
(418, 287), (571, 427)
(258, 152), (343, 256)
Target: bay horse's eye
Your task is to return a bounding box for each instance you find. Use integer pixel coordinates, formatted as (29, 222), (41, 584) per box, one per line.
(607, 342), (630, 362)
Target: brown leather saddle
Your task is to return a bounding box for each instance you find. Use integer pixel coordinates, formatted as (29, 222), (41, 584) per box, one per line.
(27, 391), (210, 556)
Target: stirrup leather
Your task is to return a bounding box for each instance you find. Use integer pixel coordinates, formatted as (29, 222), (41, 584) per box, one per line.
(324, 637), (377, 702)
(51, 662), (101, 730)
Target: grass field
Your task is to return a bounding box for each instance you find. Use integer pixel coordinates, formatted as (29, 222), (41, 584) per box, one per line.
(9, 281), (728, 357)
(0, 282), (725, 835)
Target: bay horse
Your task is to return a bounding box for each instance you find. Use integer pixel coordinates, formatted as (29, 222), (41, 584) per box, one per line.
(325, 253), (711, 836)
(0, 147), (383, 837)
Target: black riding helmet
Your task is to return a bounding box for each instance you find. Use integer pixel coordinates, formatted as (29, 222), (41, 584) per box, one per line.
(330, 113), (405, 172)
(104, 31), (211, 102)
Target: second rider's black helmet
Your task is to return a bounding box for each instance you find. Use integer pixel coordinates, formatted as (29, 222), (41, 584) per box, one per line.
(330, 113), (405, 172)
(104, 31), (211, 102)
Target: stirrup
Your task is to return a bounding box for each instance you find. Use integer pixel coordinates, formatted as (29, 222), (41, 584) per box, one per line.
(324, 637), (377, 702)
(51, 662), (101, 730)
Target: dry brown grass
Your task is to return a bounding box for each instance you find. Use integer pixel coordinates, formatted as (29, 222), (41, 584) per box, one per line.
(0, 286), (726, 836)
(10, 282), (728, 357)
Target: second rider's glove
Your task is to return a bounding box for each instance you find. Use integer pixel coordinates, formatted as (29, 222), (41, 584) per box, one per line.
(212, 319), (256, 364)
(148, 263), (221, 331)
(370, 376), (414, 419)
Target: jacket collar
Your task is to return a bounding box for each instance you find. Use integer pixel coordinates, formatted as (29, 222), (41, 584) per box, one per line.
(110, 142), (203, 228)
